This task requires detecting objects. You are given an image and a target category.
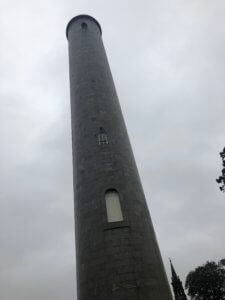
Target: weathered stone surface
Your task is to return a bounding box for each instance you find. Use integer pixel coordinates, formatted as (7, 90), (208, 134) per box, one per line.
(67, 14), (173, 300)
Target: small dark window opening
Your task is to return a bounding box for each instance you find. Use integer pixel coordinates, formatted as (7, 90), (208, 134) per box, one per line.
(81, 22), (88, 29)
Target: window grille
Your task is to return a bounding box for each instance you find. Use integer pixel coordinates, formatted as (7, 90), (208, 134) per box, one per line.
(98, 133), (108, 145)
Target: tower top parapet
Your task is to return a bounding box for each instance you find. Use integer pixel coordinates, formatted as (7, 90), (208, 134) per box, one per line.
(66, 14), (102, 38)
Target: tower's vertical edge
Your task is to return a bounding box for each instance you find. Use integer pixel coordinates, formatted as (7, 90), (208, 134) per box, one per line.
(66, 15), (173, 300)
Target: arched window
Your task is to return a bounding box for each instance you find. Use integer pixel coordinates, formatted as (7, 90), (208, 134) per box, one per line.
(81, 22), (88, 30)
(105, 190), (123, 222)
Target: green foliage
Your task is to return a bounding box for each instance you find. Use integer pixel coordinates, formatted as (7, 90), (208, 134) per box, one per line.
(185, 260), (225, 300)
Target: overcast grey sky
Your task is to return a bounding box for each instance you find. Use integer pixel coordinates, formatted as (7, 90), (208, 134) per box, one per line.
(1, 0), (225, 299)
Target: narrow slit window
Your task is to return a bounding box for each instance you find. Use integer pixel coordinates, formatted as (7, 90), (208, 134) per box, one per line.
(105, 190), (123, 222)
(81, 22), (88, 29)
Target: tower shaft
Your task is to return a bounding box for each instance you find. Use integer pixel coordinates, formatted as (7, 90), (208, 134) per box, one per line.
(67, 15), (173, 300)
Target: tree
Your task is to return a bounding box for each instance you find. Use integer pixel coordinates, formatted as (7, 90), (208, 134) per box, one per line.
(185, 260), (225, 300)
(216, 147), (225, 192)
(219, 259), (225, 267)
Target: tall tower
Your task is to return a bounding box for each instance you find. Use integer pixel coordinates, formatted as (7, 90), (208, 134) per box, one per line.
(170, 259), (187, 300)
(66, 15), (173, 300)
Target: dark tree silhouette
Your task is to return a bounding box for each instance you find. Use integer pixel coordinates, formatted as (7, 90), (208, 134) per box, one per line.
(185, 260), (225, 300)
(216, 147), (225, 192)
(220, 259), (225, 267)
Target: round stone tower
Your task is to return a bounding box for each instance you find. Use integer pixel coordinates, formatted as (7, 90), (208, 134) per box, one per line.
(66, 14), (173, 300)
